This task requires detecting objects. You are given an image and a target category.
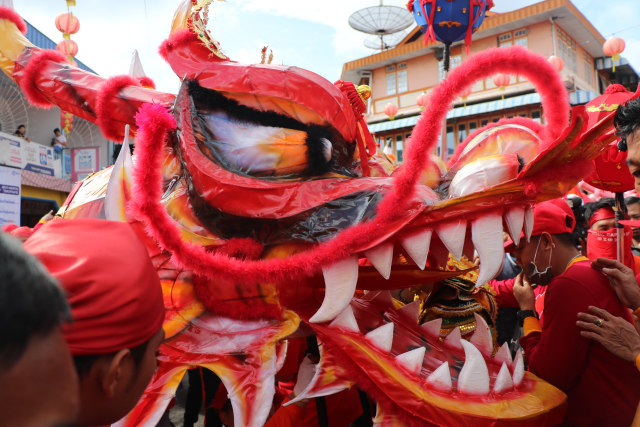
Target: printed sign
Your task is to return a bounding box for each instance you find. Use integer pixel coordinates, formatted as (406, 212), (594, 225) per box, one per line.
(0, 133), (23, 168)
(71, 147), (99, 182)
(0, 164), (21, 227)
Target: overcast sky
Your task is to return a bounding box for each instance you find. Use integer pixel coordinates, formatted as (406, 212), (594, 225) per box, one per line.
(12, 0), (640, 94)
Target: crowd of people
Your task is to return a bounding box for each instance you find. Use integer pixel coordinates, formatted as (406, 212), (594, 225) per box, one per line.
(3, 99), (640, 427)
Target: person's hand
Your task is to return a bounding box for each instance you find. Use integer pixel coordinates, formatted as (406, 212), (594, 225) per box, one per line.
(577, 306), (640, 362)
(591, 257), (640, 310)
(513, 272), (535, 311)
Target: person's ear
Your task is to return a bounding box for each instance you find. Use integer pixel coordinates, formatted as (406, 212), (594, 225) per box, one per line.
(101, 349), (131, 398)
(541, 233), (555, 250)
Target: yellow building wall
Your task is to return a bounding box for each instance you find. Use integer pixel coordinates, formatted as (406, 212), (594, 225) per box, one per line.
(21, 185), (69, 208)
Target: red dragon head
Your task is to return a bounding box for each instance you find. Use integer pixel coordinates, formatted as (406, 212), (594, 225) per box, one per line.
(0, 1), (629, 425)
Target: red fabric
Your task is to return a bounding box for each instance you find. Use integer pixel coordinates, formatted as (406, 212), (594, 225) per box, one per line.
(17, 49), (68, 108)
(586, 227), (636, 272)
(0, 7), (27, 34)
(519, 261), (640, 426)
(266, 389), (363, 427)
(491, 277), (547, 319)
(505, 198), (575, 251)
(23, 218), (164, 355)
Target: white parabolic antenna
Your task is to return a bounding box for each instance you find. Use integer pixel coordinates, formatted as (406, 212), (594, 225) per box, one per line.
(349, 1), (414, 50)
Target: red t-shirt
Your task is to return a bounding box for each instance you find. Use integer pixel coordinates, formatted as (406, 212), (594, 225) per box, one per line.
(520, 260), (640, 426)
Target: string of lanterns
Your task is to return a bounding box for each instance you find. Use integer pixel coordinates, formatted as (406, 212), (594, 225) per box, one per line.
(55, 0), (79, 135)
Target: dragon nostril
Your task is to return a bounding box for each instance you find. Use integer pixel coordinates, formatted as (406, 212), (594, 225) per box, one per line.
(320, 138), (333, 162)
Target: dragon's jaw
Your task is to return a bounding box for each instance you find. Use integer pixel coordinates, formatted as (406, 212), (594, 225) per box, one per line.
(298, 292), (567, 425)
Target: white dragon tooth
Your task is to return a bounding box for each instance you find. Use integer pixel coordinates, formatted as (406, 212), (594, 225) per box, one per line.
(472, 214), (504, 286)
(493, 362), (514, 393)
(505, 207), (525, 246)
(524, 206), (535, 242)
(437, 220), (467, 260)
(365, 243), (394, 280)
(309, 256), (359, 323)
(365, 323), (394, 352)
(513, 348), (525, 386)
(427, 361), (452, 391)
(470, 313), (493, 356)
(397, 301), (421, 323)
(395, 347), (426, 374)
(494, 343), (513, 365)
(420, 318), (442, 338)
(458, 340), (490, 395)
(443, 326), (463, 351)
(401, 229), (432, 270)
(329, 305), (359, 333)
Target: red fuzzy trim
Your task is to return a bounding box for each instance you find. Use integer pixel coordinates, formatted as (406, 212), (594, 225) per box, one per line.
(1, 224), (18, 233)
(605, 84), (627, 94)
(158, 29), (200, 63)
(138, 76), (156, 89)
(18, 49), (67, 108)
(216, 238), (264, 260)
(448, 116), (544, 166)
(0, 7), (27, 34)
(95, 75), (141, 141)
(129, 47), (571, 284)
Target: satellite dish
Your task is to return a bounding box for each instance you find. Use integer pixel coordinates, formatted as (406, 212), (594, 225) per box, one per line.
(0, 71), (29, 135)
(349, 2), (413, 36)
(364, 29), (411, 50)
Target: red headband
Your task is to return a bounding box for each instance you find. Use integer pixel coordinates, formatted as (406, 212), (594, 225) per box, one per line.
(589, 207), (615, 228)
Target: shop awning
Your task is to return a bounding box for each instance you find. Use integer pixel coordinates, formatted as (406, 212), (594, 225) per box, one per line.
(367, 90), (598, 133)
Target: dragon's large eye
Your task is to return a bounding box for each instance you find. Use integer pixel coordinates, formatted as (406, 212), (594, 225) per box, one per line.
(198, 110), (328, 177)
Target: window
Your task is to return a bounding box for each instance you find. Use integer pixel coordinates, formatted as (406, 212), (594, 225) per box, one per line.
(386, 63), (408, 95)
(556, 28), (576, 72)
(531, 110), (541, 123)
(397, 70), (408, 93)
(439, 55), (461, 80)
(584, 53), (593, 87)
(481, 119), (489, 127)
(469, 121), (477, 133)
(458, 123), (467, 143)
(386, 73), (396, 96)
(446, 125), (455, 156)
(498, 33), (512, 47)
(396, 135), (404, 162)
(499, 29), (528, 49)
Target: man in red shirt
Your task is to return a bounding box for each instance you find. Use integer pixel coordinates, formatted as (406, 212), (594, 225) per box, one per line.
(511, 199), (640, 426)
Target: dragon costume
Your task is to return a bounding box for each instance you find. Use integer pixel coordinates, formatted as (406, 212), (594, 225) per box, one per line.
(0, 1), (633, 425)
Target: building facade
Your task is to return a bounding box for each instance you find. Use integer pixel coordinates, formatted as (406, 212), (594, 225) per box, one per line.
(0, 20), (111, 227)
(341, 0), (639, 162)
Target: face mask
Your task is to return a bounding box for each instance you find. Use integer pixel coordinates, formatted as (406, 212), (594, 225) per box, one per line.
(523, 235), (554, 287)
(587, 226), (634, 270)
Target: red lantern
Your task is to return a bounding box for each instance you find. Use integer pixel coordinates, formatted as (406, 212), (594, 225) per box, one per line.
(493, 73), (510, 99)
(548, 55), (564, 72)
(603, 36), (625, 72)
(493, 73), (510, 89)
(57, 39), (78, 57)
(416, 92), (428, 109)
(459, 87), (472, 106)
(55, 13), (80, 35)
(384, 103), (398, 120)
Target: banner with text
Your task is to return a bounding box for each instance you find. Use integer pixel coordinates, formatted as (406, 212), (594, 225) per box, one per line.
(0, 165), (22, 227)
